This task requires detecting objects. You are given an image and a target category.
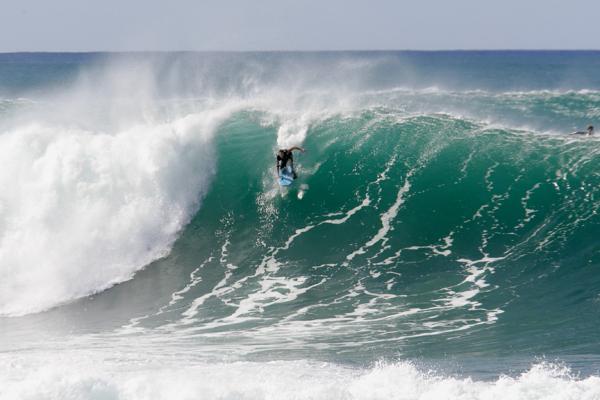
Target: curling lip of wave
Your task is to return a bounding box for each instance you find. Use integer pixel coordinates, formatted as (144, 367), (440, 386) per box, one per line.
(0, 109), (233, 317)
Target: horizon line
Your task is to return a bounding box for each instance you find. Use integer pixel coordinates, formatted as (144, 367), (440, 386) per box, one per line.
(1, 49), (600, 55)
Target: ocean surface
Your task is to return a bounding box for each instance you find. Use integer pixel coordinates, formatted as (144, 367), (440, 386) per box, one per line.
(1, 51), (600, 399)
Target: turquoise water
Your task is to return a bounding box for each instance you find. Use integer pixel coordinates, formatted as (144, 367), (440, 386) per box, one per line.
(1, 52), (600, 399)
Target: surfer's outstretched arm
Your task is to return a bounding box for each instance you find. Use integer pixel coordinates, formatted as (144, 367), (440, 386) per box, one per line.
(288, 146), (305, 153)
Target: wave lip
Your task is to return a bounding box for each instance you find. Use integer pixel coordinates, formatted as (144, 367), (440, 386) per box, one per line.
(0, 110), (228, 317)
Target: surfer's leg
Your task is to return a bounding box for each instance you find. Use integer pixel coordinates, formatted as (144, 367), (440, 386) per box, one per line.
(290, 160), (297, 178)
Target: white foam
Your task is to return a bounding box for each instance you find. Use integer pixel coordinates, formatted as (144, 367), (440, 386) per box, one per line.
(0, 70), (243, 316)
(276, 115), (310, 149)
(0, 111), (226, 317)
(2, 353), (600, 400)
(345, 175), (412, 264)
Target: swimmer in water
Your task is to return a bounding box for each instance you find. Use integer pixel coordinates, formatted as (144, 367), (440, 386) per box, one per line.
(572, 125), (594, 136)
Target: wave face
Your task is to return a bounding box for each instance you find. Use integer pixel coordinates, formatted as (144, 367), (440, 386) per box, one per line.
(2, 52), (600, 398)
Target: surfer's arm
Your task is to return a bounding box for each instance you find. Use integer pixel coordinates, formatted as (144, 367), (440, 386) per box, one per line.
(288, 146), (305, 153)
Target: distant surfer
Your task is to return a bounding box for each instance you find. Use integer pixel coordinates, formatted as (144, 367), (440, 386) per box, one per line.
(572, 125), (594, 136)
(276, 146), (305, 179)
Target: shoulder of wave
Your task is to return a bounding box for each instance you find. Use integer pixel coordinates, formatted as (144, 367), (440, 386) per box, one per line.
(360, 86), (600, 97)
(405, 111), (578, 139)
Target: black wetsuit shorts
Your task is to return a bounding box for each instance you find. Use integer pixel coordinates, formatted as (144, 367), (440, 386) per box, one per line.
(277, 150), (293, 169)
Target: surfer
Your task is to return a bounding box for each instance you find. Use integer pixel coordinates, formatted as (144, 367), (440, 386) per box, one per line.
(572, 125), (594, 136)
(276, 146), (305, 179)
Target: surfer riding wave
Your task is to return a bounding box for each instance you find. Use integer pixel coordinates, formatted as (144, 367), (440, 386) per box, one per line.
(276, 146), (305, 179)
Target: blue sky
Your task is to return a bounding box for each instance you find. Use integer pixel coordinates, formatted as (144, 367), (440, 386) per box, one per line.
(1, 0), (598, 51)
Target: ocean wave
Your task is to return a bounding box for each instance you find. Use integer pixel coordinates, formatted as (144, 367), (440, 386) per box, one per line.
(1, 55), (599, 332)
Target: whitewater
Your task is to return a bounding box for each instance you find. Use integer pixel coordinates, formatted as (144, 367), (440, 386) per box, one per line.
(1, 51), (600, 399)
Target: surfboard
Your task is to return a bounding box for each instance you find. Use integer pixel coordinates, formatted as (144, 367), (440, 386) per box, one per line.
(278, 166), (295, 186)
